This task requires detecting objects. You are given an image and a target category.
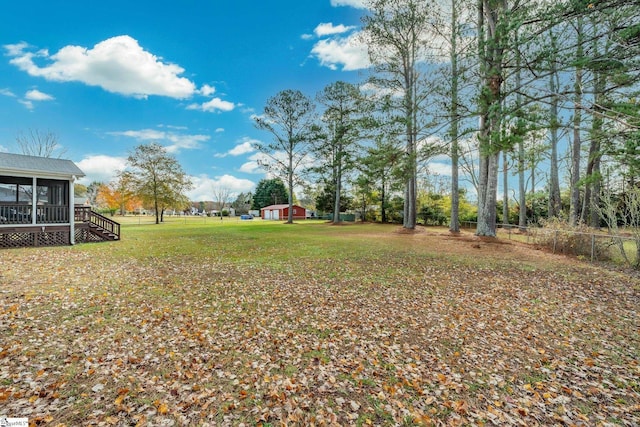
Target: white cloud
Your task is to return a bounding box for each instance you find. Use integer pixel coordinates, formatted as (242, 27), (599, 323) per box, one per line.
(311, 32), (370, 71)
(216, 138), (257, 158)
(4, 42), (29, 56)
(198, 84), (216, 96)
(0, 145), (8, 153)
(238, 162), (262, 174)
(76, 154), (127, 184)
(165, 134), (210, 153)
(239, 150), (316, 177)
(110, 129), (165, 140)
(5, 35), (196, 99)
(330, 0), (367, 8)
(108, 128), (210, 152)
(426, 161), (452, 177)
(239, 152), (268, 174)
(215, 128), (225, 133)
(25, 89), (54, 101)
(228, 140), (255, 156)
(314, 23), (356, 37)
(359, 81), (403, 98)
(301, 34), (314, 41)
(0, 88), (16, 97)
(18, 100), (34, 110)
(161, 124), (188, 130)
(187, 97), (235, 113)
(188, 174), (255, 201)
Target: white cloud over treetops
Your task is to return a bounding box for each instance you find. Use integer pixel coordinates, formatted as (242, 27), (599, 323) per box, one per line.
(108, 128), (210, 153)
(188, 174), (255, 201)
(4, 36), (196, 99)
(76, 154), (127, 185)
(311, 32), (370, 71)
(239, 152), (268, 174)
(215, 138), (257, 158)
(75, 154), (255, 202)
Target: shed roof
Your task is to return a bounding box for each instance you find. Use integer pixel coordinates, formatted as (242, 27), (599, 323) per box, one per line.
(0, 152), (85, 178)
(261, 204), (305, 210)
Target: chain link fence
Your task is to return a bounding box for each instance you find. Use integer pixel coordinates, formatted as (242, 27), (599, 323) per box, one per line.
(461, 221), (638, 266)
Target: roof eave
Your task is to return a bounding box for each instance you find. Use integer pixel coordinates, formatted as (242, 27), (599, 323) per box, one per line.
(0, 167), (85, 180)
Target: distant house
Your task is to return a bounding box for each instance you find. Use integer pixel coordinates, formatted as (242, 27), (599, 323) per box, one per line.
(0, 152), (120, 248)
(260, 204), (306, 221)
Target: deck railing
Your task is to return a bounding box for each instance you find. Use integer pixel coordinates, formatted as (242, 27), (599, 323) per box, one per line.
(0, 204), (69, 224)
(74, 206), (120, 238)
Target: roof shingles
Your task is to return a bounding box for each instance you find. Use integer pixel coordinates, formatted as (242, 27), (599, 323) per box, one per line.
(0, 152), (85, 177)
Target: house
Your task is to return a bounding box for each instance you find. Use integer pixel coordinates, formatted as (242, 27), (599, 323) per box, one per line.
(260, 204), (306, 220)
(0, 152), (120, 248)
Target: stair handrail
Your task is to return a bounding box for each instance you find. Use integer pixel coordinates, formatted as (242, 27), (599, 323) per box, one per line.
(74, 206), (120, 238)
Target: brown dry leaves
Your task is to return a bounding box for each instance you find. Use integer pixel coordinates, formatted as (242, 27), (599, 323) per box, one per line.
(1, 229), (639, 426)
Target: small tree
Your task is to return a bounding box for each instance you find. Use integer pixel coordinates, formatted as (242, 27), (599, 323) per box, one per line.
(86, 181), (102, 207)
(125, 143), (192, 224)
(254, 89), (317, 223)
(212, 186), (231, 214)
(96, 184), (119, 216)
(597, 188), (640, 269)
(314, 81), (365, 224)
(231, 192), (252, 214)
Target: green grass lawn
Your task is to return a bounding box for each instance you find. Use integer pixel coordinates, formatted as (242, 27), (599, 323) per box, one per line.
(1, 220), (639, 426)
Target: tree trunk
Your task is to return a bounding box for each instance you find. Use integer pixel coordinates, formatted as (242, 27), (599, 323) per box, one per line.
(518, 134), (527, 227)
(502, 150), (509, 224)
(403, 90), (417, 230)
(154, 192), (160, 224)
(476, 0), (505, 237)
(287, 146), (294, 224)
(569, 19), (583, 226)
(333, 154), (342, 225)
(548, 58), (562, 218)
(449, 0), (460, 233)
(381, 176), (387, 223)
(584, 71), (605, 228)
(531, 154), (536, 224)
(477, 152), (500, 236)
(516, 51), (526, 228)
(590, 72), (606, 229)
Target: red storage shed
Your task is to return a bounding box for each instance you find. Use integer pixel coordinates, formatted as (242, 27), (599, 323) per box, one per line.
(261, 204), (306, 220)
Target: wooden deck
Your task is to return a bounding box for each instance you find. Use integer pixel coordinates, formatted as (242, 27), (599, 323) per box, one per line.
(0, 207), (120, 249)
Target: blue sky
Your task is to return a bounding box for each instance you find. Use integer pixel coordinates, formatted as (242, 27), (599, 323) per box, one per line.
(1, 0), (373, 201)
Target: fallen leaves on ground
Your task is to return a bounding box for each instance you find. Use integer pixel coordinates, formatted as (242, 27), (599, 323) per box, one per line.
(0, 227), (638, 426)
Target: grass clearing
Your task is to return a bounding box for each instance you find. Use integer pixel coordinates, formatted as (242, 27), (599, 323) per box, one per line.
(1, 219), (639, 425)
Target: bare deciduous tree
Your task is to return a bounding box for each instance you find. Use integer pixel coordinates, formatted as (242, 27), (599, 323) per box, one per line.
(16, 129), (66, 158)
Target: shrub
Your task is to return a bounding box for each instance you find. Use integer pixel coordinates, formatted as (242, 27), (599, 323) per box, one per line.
(530, 218), (612, 261)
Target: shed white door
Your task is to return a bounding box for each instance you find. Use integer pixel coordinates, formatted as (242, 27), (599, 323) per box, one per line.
(272, 210), (279, 220)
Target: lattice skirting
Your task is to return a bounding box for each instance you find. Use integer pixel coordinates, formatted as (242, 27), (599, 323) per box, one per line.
(0, 230), (70, 248)
(75, 228), (107, 243)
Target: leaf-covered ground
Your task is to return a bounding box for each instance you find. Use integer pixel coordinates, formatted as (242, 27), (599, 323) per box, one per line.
(1, 222), (638, 426)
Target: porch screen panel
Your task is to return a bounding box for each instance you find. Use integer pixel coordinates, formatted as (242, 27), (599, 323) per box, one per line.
(36, 179), (69, 223)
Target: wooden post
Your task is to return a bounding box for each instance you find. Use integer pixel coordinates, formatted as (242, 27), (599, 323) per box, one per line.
(70, 176), (76, 245)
